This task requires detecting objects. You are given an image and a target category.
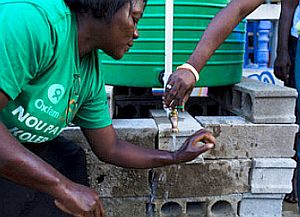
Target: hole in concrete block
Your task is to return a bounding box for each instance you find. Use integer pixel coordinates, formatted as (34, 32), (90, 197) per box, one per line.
(186, 201), (206, 216)
(233, 90), (242, 109)
(115, 104), (138, 118)
(237, 201), (241, 216)
(211, 200), (235, 217)
(96, 175), (106, 184)
(224, 90), (233, 107)
(161, 202), (182, 217)
(243, 94), (252, 116)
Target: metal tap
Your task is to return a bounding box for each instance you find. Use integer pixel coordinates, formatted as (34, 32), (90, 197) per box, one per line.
(169, 109), (179, 133)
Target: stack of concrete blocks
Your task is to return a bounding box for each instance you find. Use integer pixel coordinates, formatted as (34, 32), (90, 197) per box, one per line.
(62, 119), (158, 217)
(61, 77), (298, 217)
(149, 110), (250, 217)
(204, 77), (298, 217)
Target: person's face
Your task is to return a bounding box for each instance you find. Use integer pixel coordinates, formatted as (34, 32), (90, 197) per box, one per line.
(101, 0), (145, 60)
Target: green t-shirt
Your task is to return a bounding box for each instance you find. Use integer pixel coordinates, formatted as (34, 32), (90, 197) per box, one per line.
(0, 0), (112, 143)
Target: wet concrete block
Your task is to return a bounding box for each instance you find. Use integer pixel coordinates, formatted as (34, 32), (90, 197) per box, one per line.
(101, 197), (148, 217)
(150, 109), (202, 138)
(152, 160), (250, 198)
(196, 116), (297, 159)
(86, 150), (150, 197)
(209, 77), (297, 123)
(152, 194), (242, 217)
(150, 109), (206, 161)
(239, 193), (284, 217)
(250, 158), (296, 194)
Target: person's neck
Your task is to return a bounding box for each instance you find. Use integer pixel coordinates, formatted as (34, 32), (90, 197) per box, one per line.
(76, 13), (96, 58)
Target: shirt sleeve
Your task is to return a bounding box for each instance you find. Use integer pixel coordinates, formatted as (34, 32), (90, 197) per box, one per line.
(0, 3), (54, 100)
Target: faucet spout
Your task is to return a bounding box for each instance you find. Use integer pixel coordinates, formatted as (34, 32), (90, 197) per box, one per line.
(169, 109), (179, 133)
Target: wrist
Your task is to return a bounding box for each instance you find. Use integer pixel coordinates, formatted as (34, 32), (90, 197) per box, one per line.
(48, 176), (70, 199)
(176, 63), (199, 82)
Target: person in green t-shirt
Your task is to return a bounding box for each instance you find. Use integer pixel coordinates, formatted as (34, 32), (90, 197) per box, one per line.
(0, 0), (216, 216)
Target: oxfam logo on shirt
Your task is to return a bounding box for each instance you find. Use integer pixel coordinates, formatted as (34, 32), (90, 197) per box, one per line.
(48, 84), (65, 104)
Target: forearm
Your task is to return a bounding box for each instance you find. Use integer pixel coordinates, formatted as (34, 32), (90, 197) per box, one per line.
(276, 0), (298, 52)
(0, 122), (70, 198)
(94, 139), (176, 169)
(188, 0), (263, 72)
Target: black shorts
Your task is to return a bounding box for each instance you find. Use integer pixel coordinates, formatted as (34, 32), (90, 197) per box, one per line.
(0, 136), (89, 217)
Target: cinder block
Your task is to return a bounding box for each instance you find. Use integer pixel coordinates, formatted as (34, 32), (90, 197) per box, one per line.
(250, 158), (296, 194)
(101, 197), (148, 217)
(196, 116), (297, 158)
(61, 119), (158, 150)
(105, 85), (114, 118)
(86, 150), (150, 197)
(152, 160), (250, 198)
(209, 77), (297, 123)
(150, 110), (206, 158)
(239, 193), (284, 217)
(152, 194), (242, 217)
(112, 119), (158, 149)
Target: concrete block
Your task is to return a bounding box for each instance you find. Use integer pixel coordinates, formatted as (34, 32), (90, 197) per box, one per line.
(152, 160), (250, 198)
(86, 150), (150, 197)
(61, 119), (158, 150)
(150, 110), (205, 157)
(102, 197), (149, 217)
(196, 116), (297, 158)
(152, 194), (242, 217)
(209, 77), (297, 123)
(250, 158), (296, 194)
(105, 85), (114, 118)
(239, 193), (284, 217)
(112, 119), (158, 149)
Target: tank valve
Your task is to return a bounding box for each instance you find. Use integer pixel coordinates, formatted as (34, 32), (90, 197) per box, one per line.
(169, 109), (179, 134)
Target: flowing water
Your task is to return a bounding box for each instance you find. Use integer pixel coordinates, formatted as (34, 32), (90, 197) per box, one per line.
(171, 133), (177, 152)
(147, 169), (157, 217)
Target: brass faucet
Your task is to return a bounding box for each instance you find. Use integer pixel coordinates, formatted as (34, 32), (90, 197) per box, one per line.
(169, 109), (179, 133)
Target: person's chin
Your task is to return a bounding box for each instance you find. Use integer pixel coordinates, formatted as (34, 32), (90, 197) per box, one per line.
(111, 52), (125, 60)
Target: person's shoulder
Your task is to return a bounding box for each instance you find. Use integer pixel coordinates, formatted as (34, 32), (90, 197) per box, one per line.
(0, 0), (71, 22)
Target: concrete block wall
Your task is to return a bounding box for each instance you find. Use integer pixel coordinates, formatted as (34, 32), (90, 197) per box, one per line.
(61, 78), (297, 217)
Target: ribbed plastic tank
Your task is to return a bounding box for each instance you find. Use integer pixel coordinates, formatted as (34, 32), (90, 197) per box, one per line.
(99, 0), (246, 87)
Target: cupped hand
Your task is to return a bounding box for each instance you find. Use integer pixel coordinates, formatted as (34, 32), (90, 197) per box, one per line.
(163, 69), (196, 110)
(174, 129), (215, 163)
(274, 52), (291, 83)
(54, 182), (104, 217)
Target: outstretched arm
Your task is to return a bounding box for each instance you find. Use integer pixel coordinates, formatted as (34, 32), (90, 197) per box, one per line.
(164, 0), (264, 109)
(82, 125), (215, 169)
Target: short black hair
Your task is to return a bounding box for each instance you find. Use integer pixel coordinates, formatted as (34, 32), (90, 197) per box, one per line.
(64, 0), (133, 23)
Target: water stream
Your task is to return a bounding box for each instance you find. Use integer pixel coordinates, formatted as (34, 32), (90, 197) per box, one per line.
(147, 169), (157, 217)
